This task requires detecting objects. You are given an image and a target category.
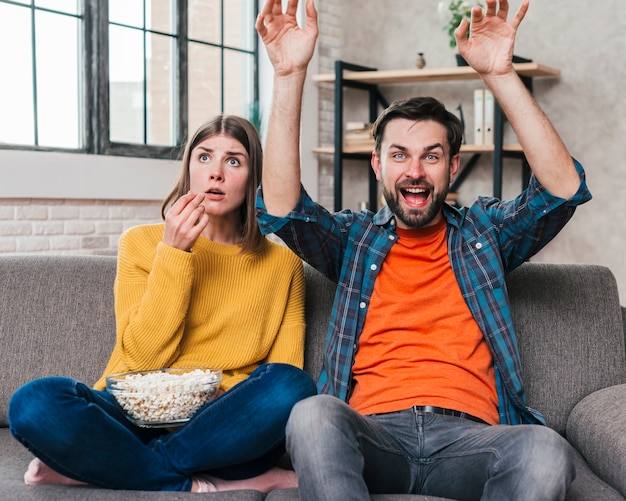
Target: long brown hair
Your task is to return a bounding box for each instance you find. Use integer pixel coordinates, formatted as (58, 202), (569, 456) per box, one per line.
(161, 115), (264, 255)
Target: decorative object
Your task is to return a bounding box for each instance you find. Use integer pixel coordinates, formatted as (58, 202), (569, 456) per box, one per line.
(438, 0), (483, 49)
(415, 52), (426, 69)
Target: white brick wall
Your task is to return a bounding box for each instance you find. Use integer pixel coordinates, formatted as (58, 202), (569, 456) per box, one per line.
(0, 199), (162, 256)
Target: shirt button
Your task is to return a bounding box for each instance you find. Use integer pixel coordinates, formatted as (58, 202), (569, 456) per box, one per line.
(475, 242), (482, 249)
(388, 235), (395, 240)
(370, 264), (377, 271)
(359, 302), (367, 309)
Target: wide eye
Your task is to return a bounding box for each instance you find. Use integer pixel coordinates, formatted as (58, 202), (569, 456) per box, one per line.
(227, 157), (241, 167)
(199, 153), (210, 163)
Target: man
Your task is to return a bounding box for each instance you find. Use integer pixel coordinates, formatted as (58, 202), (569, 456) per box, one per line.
(255, 0), (591, 499)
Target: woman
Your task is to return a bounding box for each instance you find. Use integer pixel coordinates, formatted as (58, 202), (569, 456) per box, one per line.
(8, 115), (316, 493)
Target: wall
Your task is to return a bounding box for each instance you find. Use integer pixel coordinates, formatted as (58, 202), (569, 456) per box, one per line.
(314, 0), (625, 301)
(0, 149), (178, 255)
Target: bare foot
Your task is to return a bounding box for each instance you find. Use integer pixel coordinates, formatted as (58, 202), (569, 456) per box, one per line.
(24, 458), (89, 486)
(192, 467), (297, 493)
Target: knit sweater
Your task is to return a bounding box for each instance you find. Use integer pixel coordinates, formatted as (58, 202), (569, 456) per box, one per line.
(94, 224), (305, 391)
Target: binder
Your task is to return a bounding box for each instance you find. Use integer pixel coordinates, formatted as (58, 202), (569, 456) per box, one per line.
(483, 89), (495, 145)
(473, 89), (484, 145)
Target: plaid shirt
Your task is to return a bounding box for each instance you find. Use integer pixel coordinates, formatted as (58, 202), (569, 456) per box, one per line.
(256, 160), (591, 425)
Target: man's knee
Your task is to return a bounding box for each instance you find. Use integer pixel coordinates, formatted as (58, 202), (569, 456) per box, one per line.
(510, 425), (575, 493)
(287, 395), (351, 449)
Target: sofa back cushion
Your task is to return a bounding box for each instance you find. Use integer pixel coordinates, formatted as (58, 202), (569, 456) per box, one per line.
(507, 263), (626, 434)
(303, 264), (336, 380)
(0, 255), (117, 426)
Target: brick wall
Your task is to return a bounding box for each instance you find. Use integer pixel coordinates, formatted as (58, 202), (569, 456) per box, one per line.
(316, 0), (341, 210)
(0, 199), (162, 255)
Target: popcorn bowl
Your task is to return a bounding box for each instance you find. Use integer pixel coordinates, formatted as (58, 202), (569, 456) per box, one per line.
(106, 367), (222, 428)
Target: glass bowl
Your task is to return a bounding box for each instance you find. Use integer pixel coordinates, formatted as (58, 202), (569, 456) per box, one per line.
(106, 367), (222, 428)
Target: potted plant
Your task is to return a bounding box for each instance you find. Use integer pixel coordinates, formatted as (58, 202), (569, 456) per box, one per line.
(438, 0), (482, 65)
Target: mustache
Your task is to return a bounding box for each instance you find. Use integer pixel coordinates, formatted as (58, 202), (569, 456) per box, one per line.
(395, 178), (434, 191)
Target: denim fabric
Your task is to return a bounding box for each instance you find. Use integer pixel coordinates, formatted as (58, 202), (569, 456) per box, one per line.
(287, 395), (575, 501)
(8, 363), (316, 491)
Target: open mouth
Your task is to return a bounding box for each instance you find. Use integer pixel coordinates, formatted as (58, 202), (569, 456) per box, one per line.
(400, 186), (431, 208)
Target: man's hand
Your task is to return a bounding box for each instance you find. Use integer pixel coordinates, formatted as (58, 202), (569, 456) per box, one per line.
(162, 192), (209, 252)
(256, 0), (318, 77)
(455, 0), (529, 77)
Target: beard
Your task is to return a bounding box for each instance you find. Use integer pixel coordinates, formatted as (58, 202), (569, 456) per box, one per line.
(382, 177), (449, 229)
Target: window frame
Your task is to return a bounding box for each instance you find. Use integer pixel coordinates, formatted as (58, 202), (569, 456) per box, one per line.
(0, 0), (259, 160)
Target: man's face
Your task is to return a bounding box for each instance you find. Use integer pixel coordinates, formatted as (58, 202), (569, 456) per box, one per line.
(371, 118), (459, 229)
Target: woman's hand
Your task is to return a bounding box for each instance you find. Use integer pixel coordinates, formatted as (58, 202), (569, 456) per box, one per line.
(162, 192), (209, 251)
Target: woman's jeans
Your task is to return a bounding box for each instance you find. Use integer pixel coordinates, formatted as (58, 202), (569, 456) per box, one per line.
(287, 395), (576, 501)
(9, 363), (316, 491)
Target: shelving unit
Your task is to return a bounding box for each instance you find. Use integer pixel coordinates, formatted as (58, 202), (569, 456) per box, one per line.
(313, 60), (560, 212)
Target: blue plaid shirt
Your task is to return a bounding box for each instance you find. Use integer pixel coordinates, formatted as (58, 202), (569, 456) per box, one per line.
(256, 160), (591, 425)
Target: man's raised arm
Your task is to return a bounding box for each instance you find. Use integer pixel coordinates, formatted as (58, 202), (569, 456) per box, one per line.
(256, 0), (318, 216)
(456, 0), (580, 200)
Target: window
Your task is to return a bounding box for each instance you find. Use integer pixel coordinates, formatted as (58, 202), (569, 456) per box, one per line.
(0, 0), (259, 159)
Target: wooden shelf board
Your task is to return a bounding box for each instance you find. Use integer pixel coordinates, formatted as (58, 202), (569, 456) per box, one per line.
(312, 63), (559, 85)
(313, 144), (523, 155)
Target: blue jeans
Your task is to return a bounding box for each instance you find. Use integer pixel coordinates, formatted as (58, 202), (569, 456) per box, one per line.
(287, 395), (575, 501)
(9, 363), (316, 491)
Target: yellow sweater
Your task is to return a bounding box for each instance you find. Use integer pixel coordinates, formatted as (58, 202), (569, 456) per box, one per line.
(94, 224), (305, 391)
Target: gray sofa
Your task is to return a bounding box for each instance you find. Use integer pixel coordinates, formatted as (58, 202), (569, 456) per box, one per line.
(1, 254), (625, 501)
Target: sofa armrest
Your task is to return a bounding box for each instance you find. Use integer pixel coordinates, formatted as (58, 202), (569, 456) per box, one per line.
(566, 384), (626, 497)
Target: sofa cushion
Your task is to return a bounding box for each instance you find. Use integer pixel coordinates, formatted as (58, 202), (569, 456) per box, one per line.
(507, 263), (626, 435)
(567, 384), (626, 498)
(0, 255), (118, 426)
(302, 263), (336, 380)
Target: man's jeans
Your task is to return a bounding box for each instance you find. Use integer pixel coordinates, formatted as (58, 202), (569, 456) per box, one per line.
(9, 363), (316, 491)
(287, 395), (575, 501)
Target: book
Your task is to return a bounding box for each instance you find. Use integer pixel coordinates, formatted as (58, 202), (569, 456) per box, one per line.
(483, 89), (494, 145)
(344, 130), (373, 141)
(473, 89), (484, 145)
(345, 121), (372, 131)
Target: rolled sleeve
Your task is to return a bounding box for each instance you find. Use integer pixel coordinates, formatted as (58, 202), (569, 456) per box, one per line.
(527, 158), (592, 215)
(256, 184), (318, 236)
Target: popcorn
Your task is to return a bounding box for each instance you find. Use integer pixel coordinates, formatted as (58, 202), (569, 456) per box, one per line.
(107, 368), (222, 426)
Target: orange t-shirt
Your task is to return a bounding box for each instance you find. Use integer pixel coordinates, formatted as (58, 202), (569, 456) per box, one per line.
(348, 219), (499, 425)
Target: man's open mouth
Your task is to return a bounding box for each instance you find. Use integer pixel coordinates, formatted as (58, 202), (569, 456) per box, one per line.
(401, 187), (431, 208)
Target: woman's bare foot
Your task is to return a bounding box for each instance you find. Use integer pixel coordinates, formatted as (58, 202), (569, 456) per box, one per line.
(192, 467), (297, 493)
(24, 458), (88, 486)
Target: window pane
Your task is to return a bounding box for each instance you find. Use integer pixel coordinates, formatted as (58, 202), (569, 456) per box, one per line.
(35, 0), (80, 15)
(187, 43), (221, 134)
(224, 0), (255, 51)
(147, 33), (175, 146)
(223, 49), (254, 119)
(109, 25), (145, 143)
(148, 0), (175, 34)
(0, 3), (34, 145)
(36, 10), (81, 148)
(188, 0), (220, 44)
(109, 0), (143, 28)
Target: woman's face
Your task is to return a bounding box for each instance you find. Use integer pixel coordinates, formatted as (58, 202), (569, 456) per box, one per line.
(188, 133), (250, 219)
